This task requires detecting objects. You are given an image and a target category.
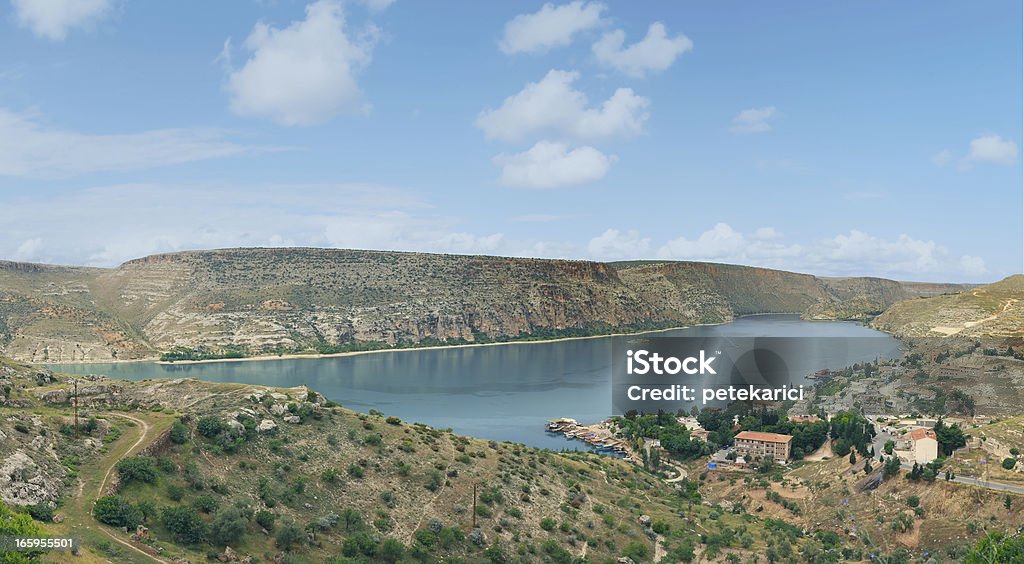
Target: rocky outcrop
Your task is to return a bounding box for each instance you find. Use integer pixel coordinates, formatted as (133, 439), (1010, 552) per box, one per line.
(0, 450), (63, 507)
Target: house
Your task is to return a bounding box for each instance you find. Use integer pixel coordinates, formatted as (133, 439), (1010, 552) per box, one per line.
(789, 415), (821, 423)
(734, 431), (793, 463)
(895, 428), (939, 464)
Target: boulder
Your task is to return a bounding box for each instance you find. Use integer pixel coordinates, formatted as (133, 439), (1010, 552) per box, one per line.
(283, 415), (301, 424)
(257, 419), (278, 433)
(269, 404), (287, 416)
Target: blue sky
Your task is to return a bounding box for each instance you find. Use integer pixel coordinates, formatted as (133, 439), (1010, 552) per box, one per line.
(0, 0), (1020, 282)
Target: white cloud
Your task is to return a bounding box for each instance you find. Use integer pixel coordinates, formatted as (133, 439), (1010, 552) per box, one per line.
(356, 0), (395, 11)
(587, 229), (650, 260)
(729, 106), (777, 134)
(931, 149), (953, 167)
(964, 134), (1017, 166)
(499, 1), (606, 55)
(11, 238), (43, 262)
(494, 141), (613, 188)
(592, 22), (692, 77)
(0, 109), (254, 178)
(475, 69), (649, 143)
(653, 223), (985, 279)
(11, 0), (114, 41)
(224, 0), (379, 126)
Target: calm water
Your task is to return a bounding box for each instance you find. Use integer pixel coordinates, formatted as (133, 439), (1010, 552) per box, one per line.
(50, 315), (901, 450)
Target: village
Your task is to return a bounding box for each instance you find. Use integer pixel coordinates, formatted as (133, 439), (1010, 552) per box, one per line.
(547, 340), (1024, 492)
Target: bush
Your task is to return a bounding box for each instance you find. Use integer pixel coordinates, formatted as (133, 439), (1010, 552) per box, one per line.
(379, 538), (405, 563)
(907, 495), (920, 508)
(348, 464), (365, 479)
(170, 421), (189, 444)
(196, 416), (227, 439)
(94, 496), (142, 529)
(1003, 458), (1017, 470)
(192, 494), (218, 514)
(255, 510), (276, 531)
(209, 505), (248, 546)
(165, 483), (185, 501)
(275, 518), (304, 551)
(116, 456), (158, 484)
(162, 506), (207, 544)
(540, 517), (556, 531)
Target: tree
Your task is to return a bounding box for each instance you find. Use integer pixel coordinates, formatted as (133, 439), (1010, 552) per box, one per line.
(884, 440), (895, 455)
(162, 506), (207, 544)
(115, 456), (158, 484)
(196, 416), (227, 438)
(883, 456), (901, 478)
(1003, 458), (1018, 470)
(0, 501), (45, 563)
(849, 450), (857, 465)
(210, 506), (248, 546)
(966, 531), (1024, 563)
(275, 518), (304, 551)
(170, 421), (189, 444)
(378, 538), (406, 563)
(93, 496), (142, 529)
(933, 419), (966, 456)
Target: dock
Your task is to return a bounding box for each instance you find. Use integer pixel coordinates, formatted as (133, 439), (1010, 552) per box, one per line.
(546, 418), (634, 460)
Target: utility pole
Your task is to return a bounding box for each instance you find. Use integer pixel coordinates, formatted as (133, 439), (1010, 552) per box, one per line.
(472, 483), (477, 529)
(73, 378), (79, 439)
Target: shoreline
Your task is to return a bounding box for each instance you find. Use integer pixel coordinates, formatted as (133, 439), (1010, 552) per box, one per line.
(44, 313), (878, 368)
(46, 323), (704, 367)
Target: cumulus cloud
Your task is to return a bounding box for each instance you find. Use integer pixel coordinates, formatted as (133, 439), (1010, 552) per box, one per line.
(0, 108), (255, 178)
(729, 106), (777, 134)
(587, 229), (650, 260)
(964, 134), (1017, 166)
(224, 0), (379, 126)
(494, 141), (614, 188)
(592, 22), (692, 77)
(476, 69), (649, 143)
(652, 223), (985, 279)
(11, 0), (115, 41)
(499, 1), (605, 54)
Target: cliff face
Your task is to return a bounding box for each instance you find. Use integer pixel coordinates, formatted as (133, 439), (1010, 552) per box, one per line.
(0, 248), (973, 361)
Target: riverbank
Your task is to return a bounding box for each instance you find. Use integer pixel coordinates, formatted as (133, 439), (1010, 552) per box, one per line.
(48, 323), (701, 367)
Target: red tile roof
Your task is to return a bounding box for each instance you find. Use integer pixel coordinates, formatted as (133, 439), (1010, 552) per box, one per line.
(909, 428), (937, 441)
(735, 431), (793, 444)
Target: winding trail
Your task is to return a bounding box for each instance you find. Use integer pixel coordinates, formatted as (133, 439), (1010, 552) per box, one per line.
(63, 411), (169, 563)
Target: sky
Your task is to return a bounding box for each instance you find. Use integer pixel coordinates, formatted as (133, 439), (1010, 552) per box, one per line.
(0, 0), (1021, 283)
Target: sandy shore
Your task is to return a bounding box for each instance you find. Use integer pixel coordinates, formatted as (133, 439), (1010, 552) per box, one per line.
(51, 325), (697, 367)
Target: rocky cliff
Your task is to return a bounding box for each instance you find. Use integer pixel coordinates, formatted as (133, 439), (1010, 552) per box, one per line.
(0, 248), (973, 362)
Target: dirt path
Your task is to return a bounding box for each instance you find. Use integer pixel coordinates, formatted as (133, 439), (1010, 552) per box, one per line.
(61, 411), (170, 563)
(96, 413), (151, 499)
(407, 435), (458, 543)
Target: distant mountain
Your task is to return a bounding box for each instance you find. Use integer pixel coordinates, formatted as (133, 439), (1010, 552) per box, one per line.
(873, 274), (1024, 338)
(0, 248), (972, 362)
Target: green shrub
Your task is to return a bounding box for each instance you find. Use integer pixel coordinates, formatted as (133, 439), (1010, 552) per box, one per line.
(94, 496), (142, 529)
(540, 517), (556, 531)
(162, 506), (207, 544)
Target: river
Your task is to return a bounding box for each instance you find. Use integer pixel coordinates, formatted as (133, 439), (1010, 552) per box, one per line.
(50, 315), (902, 450)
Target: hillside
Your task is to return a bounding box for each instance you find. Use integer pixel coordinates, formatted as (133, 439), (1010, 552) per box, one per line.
(2, 357), (1020, 562)
(0, 360), (845, 563)
(873, 274), (1024, 338)
(0, 248), (970, 362)
(613, 261), (965, 320)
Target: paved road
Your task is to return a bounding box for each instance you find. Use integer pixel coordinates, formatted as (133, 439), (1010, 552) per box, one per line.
(896, 462), (1024, 495)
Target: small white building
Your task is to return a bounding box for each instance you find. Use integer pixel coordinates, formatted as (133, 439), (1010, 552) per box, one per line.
(895, 428), (939, 464)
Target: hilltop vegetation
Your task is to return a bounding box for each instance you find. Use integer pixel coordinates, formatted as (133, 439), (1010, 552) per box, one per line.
(874, 275), (1024, 338)
(0, 249), (968, 362)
